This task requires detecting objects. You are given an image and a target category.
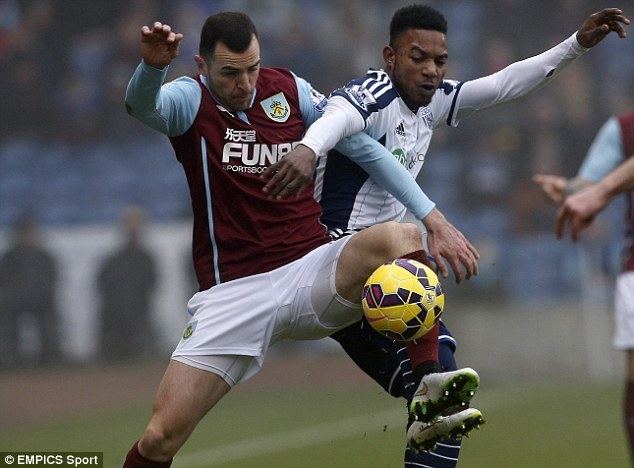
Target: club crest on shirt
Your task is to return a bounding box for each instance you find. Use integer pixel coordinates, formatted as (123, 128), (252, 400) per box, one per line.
(182, 320), (198, 340)
(260, 92), (291, 122)
(419, 107), (433, 129)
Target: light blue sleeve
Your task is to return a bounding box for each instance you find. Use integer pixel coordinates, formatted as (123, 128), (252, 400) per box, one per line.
(125, 61), (201, 137)
(334, 134), (436, 219)
(578, 117), (624, 182)
(293, 73), (327, 127)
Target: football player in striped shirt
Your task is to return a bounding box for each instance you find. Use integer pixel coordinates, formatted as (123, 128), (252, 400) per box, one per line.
(265, 4), (629, 466)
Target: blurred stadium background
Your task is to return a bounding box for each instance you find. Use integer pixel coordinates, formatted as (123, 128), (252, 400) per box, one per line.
(1, 0), (633, 466)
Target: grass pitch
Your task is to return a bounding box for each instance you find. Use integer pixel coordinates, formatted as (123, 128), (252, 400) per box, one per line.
(0, 377), (629, 467)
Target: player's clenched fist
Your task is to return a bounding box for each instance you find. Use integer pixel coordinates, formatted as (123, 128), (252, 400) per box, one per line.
(140, 22), (183, 69)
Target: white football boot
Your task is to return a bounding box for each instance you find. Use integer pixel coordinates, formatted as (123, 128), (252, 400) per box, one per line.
(407, 407), (485, 452)
(409, 367), (480, 422)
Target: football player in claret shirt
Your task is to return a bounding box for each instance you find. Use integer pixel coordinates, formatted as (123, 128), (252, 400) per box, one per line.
(535, 112), (634, 460)
(267, 4), (629, 466)
(121, 11), (482, 468)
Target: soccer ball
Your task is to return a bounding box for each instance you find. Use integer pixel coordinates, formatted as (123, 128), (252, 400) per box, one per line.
(362, 258), (444, 341)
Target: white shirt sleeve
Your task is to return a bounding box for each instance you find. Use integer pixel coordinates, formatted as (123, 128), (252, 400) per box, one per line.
(300, 95), (366, 156)
(430, 80), (462, 129)
(450, 32), (588, 126)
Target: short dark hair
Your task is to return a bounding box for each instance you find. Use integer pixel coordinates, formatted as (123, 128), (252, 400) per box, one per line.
(389, 4), (447, 45)
(199, 12), (258, 58)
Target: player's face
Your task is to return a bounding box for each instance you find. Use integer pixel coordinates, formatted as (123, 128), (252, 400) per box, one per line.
(198, 35), (261, 112)
(384, 29), (448, 108)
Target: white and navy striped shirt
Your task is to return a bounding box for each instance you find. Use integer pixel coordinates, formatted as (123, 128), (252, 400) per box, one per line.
(316, 70), (460, 230)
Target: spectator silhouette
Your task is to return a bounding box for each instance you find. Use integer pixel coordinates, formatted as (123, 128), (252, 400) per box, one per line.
(0, 217), (60, 367)
(97, 206), (158, 361)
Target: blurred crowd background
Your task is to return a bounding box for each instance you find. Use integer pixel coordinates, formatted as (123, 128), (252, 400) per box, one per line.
(1, 0), (633, 370)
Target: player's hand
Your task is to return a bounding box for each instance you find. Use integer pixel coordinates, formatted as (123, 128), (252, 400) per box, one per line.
(555, 183), (610, 242)
(422, 209), (480, 284)
(261, 145), (316, 199)
(576, 8), (629, 48)
(140, 22), (183, 69)
(532, 174), (567, 204)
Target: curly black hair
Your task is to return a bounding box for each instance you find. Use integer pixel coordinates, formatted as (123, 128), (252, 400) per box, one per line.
(389, 4), (447, 45)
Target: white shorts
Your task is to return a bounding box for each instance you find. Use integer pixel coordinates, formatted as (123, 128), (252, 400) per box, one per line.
(613, 272), (634, 350)
(172, 236), (361, 385)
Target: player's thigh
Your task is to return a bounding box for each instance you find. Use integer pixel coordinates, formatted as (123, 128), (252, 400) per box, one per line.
(335, 221), (422, 302)
(173, 272), (281, 382)
(146, 360), (231, 441)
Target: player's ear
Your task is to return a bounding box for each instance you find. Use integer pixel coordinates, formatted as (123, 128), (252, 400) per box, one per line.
(194, 55), (208, 75)
(383, 46), (395, 71)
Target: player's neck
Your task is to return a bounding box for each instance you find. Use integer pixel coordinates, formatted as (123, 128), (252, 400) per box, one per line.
(401, 95), (421, 114)
(389, 79), (421, 114)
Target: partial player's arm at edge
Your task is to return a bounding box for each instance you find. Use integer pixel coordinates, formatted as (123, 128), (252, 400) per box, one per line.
(563, 116), (625, 195)
(556, 156), (634, 241)
(594, 156), (634, 198)
(125, 61), (200, 137)
(534, 117), (625, 202)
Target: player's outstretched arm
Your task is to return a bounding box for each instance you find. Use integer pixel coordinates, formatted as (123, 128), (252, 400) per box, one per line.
(556, 156), (634, 242)
(454, 9), (629, 123)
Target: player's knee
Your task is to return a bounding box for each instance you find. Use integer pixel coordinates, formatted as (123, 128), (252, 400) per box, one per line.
(378, 222), (422, 259)
(399, 223), (423, 254)
(140, 423), (181, 460)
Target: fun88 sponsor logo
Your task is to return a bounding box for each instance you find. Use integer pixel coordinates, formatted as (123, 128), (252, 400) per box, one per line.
(222, 141), (301, 173)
